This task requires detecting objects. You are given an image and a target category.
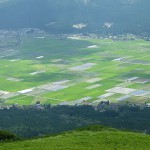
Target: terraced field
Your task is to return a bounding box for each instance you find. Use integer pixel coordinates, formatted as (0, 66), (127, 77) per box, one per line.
(0, 36), (150, 106)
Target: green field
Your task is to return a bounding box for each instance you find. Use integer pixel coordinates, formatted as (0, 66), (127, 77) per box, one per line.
(0, 126), (150, 150)
(0, 36), (150, 106)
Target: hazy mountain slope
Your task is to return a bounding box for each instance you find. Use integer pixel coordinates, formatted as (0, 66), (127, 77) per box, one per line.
(0, 0), (150, 34)
(0, 126), (150, 150)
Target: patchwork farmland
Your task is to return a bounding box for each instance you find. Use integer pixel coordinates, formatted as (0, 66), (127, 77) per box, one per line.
(0, 35), (150, 106)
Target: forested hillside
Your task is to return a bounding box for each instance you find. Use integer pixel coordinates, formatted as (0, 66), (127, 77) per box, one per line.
(0, 0), (150, 35)
(0, 105), (150, 138)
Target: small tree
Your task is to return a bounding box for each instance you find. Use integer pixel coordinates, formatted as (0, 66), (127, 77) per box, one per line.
(0, 130), (18, 142)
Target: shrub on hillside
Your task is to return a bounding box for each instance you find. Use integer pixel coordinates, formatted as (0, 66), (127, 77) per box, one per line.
(0, 130), (18, 142)
(76, 125), (116, 132)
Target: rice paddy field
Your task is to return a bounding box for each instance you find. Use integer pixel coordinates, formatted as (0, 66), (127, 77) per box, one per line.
(0, 35), (150, 106)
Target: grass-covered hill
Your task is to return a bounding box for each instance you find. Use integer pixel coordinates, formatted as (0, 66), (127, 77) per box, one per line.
(0, 125), (150, 150)
(0, 0), (150, 35)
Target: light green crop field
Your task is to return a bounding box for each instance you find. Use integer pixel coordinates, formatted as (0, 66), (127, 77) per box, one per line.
(0, 36), (150, 106)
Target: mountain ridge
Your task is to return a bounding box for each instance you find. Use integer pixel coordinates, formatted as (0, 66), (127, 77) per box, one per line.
(0, 0), (150, 35)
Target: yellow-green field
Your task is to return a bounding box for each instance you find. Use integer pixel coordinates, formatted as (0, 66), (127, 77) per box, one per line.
(0, 36), (150, 106)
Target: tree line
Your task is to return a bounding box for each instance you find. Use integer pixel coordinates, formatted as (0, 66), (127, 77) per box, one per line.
(0, 104), (149, 138)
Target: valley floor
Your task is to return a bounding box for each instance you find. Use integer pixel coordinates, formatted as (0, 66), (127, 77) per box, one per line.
(0, 32), (150, 106)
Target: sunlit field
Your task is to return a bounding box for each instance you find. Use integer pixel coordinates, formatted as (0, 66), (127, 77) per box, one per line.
(0, 36), (150, 106)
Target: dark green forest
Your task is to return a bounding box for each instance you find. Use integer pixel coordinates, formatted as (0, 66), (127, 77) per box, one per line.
(0, 104), (149, 138)
(0, 0), (150, 35)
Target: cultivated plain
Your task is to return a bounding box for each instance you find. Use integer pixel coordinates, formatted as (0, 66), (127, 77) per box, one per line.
(0, 35), (150, 106)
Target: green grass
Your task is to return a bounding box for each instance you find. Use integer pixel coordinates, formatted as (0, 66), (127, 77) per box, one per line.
(5, 95), (34, 105)
(0, 126), (150, 150)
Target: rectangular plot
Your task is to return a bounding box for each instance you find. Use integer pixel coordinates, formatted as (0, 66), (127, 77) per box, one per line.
(72, 96), (93, 104)
(117, 95), (132, 101)
(69, 63), (96, 71)
(0, 90), (9, 96)
(126, 77), (139, 82)
(30, 71), (46, 75)
(53, 80), (70, 85)
(106, 87), (136, 94)
(40, 84), (69, 91)
(7, 78), (23, 82)
(98, 93), (115, 99)
(135, 79), (150, 84)
(86, 84), (102, 89)
(131, 90), (150, 96)
(18, 88), (34, 94)
(87, 45), (98, 49)
(86, 78), (102, 83)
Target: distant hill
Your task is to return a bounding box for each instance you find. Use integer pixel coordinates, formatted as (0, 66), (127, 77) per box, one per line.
(0, 125), (150, 150)
(0, 0), (150, 35)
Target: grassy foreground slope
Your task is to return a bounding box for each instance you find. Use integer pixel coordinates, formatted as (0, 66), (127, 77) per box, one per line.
(0, 126), (150, 150)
